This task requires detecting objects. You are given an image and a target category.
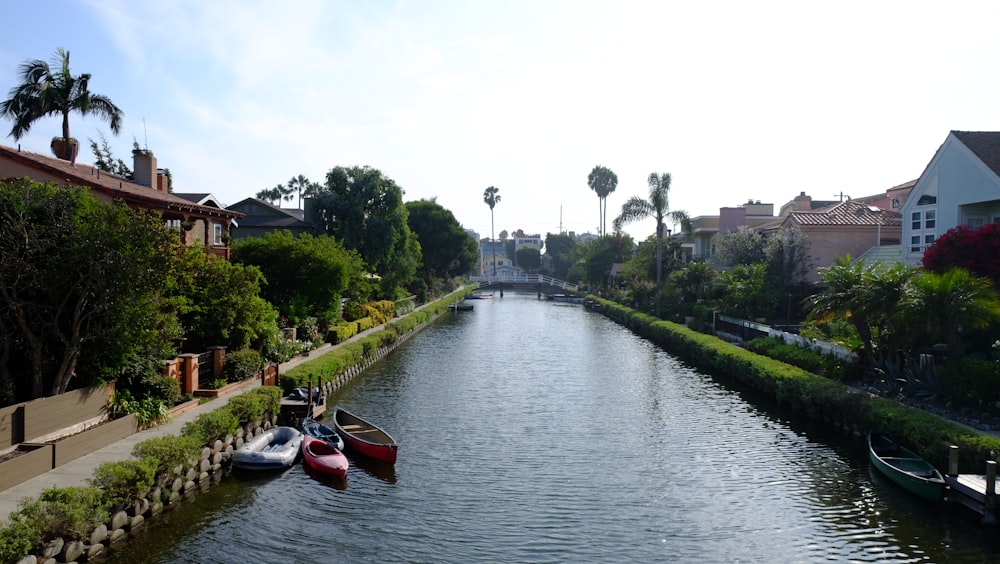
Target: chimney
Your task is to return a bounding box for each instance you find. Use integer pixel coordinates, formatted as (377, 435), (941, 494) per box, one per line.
(156, 169), (169, 193)
(794, 191), (812, 211)
(132, 150), (157, 188)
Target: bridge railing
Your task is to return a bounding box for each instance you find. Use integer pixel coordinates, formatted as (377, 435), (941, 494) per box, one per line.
(469, 274), (578, 292)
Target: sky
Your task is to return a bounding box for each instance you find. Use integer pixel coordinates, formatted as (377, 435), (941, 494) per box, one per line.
(2, 1), (1000, 243)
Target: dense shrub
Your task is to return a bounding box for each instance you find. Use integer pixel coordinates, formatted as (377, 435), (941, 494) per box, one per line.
(0, 513), (41, 563)
(939, 358), (1000, 411)
(227, 392), (267, 424)
(135, 373), (183, 407)
(223, 349), (264, 383)
(107, 389), (169, 426)
(16, 486), (106, 542)
(131, 435), (202, 477)
(328, 322), (357, 344)
(89, 458), (157, 510)
(182, 408), (238, 445)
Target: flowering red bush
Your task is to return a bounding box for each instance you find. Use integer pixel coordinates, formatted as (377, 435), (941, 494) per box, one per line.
(923, 223), (1000, 284)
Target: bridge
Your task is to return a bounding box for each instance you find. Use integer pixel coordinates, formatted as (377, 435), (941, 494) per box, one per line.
(469, 274), (579, 292)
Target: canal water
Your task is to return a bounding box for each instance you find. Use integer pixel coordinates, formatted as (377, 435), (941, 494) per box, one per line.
(104, 293), (1000, 562)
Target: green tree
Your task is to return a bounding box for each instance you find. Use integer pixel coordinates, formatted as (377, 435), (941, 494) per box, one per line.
(0, 179), (179, 401)
(483, 186), (501, 275)
(256, 183), (292, 206)
(588, 165), (618, 236)
(167, 246), (278, 352)
(581, 233), (634, 289)
(0, 48), (123, 160)
(544, 232), (576, 279)
(613, 172), (689, 285)
(516, 247), (541, 272)
(308, 166), (419, 297)
(673, 261), (717, 302)
(406, 198), (478, 289)
(287, 174), (320, 210)
(232, 230), (364, 322)
(715, 225), (767, 267)
(87, 132), (133, 177)
(899, 268), (1000, 357)
(805, 257), (914, 360)
(719, 263), (778, 319)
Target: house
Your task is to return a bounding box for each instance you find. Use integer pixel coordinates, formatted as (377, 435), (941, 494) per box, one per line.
(688, 200), (779, 262)
(226, 197), (314, 240)
(478, 239), (511, 275)
(0, 144), (243, 259)
(901, 131), (1000, 266)
(765, 198), (902, 282)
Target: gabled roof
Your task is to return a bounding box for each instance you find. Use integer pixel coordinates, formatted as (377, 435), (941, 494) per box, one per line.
(0, 144), (242, 219)
(226, 197), (312, 229)
(952, 131), (1000, 178)
(782, 199), (902, 227)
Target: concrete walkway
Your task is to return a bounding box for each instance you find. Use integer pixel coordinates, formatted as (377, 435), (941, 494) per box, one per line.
(0, 342), (333, 524)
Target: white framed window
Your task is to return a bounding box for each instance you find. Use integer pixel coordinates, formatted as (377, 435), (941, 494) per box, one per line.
(925, 210), (935, 229)
(213, 222), (223, 245)
(910, 235), (921, 253)
(967, 217), (985, 230)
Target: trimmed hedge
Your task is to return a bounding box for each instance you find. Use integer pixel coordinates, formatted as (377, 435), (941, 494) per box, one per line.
(587, 295), (1000, 470)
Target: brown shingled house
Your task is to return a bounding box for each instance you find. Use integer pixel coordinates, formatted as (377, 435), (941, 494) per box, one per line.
(0, 143), (243, 259)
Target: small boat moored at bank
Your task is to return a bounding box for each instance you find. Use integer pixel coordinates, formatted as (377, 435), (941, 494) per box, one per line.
(301, 434), (349, 479)
(302, 416), (344, 450)
(546, 293), (585, 304)
(333, 406), (399, 464)
(232, 426), (304, 471)
(868, 432), (946, 502)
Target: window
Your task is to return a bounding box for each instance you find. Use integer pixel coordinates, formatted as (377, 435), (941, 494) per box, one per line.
(925, 210), (935, 229)
(967, 217), (985, 230)
(924, 234), (935, 245)
(910, 235), (921, 253)
(911, 212), (921, 230)
(213, 223), (223, 245)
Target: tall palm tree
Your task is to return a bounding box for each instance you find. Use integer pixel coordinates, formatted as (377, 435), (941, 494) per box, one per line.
(899, 268), (1000, 357)
(0, 48), (123, 161)
(613, 172), (689, 284)
(483, 186), (501, 275)
(288, 175), (312, 210)
(588, 165), (618, 236)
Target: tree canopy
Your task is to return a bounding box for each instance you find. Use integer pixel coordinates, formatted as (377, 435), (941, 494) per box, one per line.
(406, 198), (478, 288)
(923, 223), (1000, 286)
(307, 166), (419, 297)
(588, 165), (618, 236)
(0, 179), (179, 401)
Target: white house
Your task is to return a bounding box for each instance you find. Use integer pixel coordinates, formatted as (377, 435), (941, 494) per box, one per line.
(901, 131), (1000, 265)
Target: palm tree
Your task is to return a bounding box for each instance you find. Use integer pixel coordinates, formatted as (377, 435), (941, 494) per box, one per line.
(899, 268), (1000, 357)
(0, 48), (123, 161)
(483, 186), (501, 275)
(588, 165), (618, 236)
(613, 172), (689, 284)
(805, 257), (914, 360)
(288, 174), (321, 210)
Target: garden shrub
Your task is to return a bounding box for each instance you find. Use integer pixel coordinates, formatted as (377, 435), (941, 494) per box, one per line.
(939, 358), (1000, 411)
(182, 408), (238, 445)
(328, 323), (357, 344)
(136, 373), (182, 407)
(223, 349), (264, 383)
(15, 486), (106, 542)
(131, 435), (202, 477)
(0, 513), (41, 563)
(227, 393), (266, 424)
(89, 458), (157, 510)
(107, 390), (169, 427)
(356, 316), (374, 332)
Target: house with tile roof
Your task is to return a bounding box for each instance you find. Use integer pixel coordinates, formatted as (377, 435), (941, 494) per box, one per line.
(901, 131), (1000, 266)
(764, 199), (902, 282)
(226, 197), (314, 241)
(0, 143), (243, 259)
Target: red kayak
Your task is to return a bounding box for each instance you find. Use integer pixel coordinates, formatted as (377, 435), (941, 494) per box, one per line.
(333, 406), (399, 464)
(301, 434), (349, 479)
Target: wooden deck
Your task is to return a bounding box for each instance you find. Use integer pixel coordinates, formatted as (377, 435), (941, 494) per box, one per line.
(945, 447), (998, 524)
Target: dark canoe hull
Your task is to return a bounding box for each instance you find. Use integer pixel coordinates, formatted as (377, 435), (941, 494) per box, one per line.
(868, 432), (946, 502)
(301, 435), (349, 479)
(333, 406), (399, 464)
(302, 417), (344, 450)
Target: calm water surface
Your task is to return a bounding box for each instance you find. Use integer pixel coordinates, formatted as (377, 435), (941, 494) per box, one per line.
(104, 293), (1000, 563)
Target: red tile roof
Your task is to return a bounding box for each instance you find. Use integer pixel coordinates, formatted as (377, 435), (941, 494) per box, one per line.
(784, 199), (902, 227)
(0, 144), (242, 220)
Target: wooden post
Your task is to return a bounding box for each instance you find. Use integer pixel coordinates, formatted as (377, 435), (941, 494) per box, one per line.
(949, 445), (960, 476)
(987, 461), (997, 495)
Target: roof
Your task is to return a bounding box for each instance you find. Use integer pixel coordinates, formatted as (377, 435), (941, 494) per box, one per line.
(782, 199), (902, 227)
(952, 131), (1000, 178)
(0, 144), (242, 220)
(226, 197), (312, 229)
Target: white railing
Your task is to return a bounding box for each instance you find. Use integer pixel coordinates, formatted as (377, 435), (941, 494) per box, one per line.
(469, 274), (578, 292)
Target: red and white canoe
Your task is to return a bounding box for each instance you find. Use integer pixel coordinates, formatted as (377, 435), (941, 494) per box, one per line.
(333, 406), (399, 464)
(301, 434), (349, 479)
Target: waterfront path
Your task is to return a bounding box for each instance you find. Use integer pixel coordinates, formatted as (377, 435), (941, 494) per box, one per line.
(0, 341), (336, 524)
